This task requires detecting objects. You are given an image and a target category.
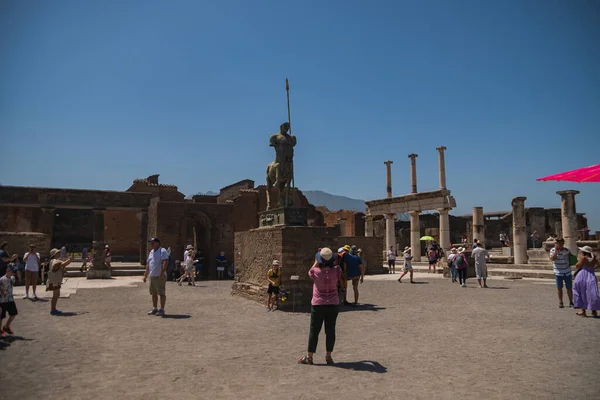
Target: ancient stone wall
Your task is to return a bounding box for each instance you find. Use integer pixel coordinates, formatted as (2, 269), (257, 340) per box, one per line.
(0, 232), (51, 258)
(321, 209), (366, 236)
(218, 180), (255, 203)
(231, 190), (260, 232)
(0, 206), (38, 232)
(104, 210), (141, 260)
(233, 225), (340, 307)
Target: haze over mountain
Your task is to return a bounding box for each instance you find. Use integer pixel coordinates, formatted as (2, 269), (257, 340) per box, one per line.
(303, 190), (366, 212)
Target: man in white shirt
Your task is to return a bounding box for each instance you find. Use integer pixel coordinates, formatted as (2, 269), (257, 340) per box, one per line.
(471, 243), (490, 288)
(23, 244), (41, 299)
(387, 246), (397, 274)
(143, 238), (169, 316)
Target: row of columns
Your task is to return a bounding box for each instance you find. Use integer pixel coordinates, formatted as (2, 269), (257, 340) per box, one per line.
(472, 190), (580, 265)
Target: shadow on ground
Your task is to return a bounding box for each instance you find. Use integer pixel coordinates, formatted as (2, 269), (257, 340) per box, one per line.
(162, 314), (191, 319)
(52, 311), (89, 317)
(0, 335), (33, 351)
(319, 360), (387, 373)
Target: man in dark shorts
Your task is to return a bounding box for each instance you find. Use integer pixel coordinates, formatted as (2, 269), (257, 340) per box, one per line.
(0, 266), (18, 336)
(266, 260), (281, 311)
(342, 246), (364, 306)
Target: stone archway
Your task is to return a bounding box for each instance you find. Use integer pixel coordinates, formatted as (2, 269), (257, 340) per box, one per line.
(180, 211), (212, 278)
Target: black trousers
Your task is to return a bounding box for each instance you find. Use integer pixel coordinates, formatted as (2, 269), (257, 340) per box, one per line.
(458, 269), (467, 284)
(308, 305), (339, 353)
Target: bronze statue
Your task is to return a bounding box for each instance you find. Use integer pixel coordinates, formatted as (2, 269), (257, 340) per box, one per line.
(266, 122), (296, 209)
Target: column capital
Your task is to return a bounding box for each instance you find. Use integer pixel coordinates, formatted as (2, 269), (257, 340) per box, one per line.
(473, 206), (483, 211)
(511, 196), (527, 205)
(437, 208), (450, 214)
(436, 146), (447, 152)
(384, 160), (394, 165)
(409, 210), (421, 216)
(408, 153), (418, 160)
(557, 190), (580, 197)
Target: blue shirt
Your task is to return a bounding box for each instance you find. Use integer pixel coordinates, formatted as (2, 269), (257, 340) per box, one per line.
(147, 247), (169, 277)
(343, 253), (362, 278)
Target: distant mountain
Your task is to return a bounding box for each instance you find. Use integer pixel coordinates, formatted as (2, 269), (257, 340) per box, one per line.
(303, 190), (366, 212)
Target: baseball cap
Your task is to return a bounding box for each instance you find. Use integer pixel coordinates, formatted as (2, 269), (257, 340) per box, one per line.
(149, 237), (161, 243)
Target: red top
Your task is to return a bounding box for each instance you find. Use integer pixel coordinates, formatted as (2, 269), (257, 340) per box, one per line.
(309, 263), (341, 306)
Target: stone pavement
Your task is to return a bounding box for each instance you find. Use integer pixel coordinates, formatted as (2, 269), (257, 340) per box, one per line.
(2, 275), (599, 400)
(13, 276), (141, 298)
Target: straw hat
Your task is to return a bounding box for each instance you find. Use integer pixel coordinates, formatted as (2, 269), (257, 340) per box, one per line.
(578, 246), (594, 255)
(272, 260), (280, 266)
(343, 245), (351, 252)
(404, 247), (411, 253)
(316, 247), (334, 264)
(458, 247), (465, 253)
(50, 248), (60, 258)
(186, 244), (193, 250)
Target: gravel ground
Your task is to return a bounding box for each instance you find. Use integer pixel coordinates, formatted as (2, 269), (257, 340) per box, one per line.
(1, 275), (599, 400)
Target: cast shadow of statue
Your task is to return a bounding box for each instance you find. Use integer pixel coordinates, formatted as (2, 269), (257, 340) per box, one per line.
(318, 360), (387, 373)
(0, 335), (33, 351)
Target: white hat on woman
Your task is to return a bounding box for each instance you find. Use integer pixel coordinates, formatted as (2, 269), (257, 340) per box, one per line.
(578, 245), (594, 254)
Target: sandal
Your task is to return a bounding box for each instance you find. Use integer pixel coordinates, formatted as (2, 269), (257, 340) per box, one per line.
(576, 311), (587, 317)
(298, 356), (313, 365)
(558, 302), (564, 309)
(325, 355), (334, 365)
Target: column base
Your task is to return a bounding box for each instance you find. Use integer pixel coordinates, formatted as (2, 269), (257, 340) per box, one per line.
(86, 269), (112, 279)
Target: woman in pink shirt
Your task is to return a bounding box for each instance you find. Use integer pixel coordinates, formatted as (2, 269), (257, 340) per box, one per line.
(298, 247), (341, 365)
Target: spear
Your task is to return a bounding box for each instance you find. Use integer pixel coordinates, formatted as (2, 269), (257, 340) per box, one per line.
(286, 78), (295, 192)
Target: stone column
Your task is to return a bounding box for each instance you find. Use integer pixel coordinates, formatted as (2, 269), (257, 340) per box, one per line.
(410, 211), (421, 262)
(385, 214), (396, 254)
(436, 146), (447, 190)
(512, 197), (528, 264)
(140, 209), (148, 265)
(472, 206), (484, 247)
(365, 210), (373, 237)
(408, 154), (418, 193)
(384, 160), (393, 198)
(438, 208), (450, 259)
(87, 208), (111, 279)
(557, 190), (580, 253)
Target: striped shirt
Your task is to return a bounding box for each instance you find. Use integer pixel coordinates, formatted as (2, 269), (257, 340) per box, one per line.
(550, 247), (571, 276)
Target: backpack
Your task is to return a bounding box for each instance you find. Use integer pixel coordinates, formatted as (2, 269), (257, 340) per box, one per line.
(456, 255), (464, 268)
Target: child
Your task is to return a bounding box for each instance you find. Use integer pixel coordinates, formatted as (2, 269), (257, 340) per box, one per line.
(266, 260), (281, 311)
(47, 248), (73, 315)
(0, 266), (18, 336)
(178, 248), (196, 286)
(398, 247), (414, 283)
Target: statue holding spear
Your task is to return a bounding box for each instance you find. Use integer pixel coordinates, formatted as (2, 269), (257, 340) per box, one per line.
(266, 78), (297, 210)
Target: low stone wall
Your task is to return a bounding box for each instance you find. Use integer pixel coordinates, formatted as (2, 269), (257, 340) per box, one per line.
(0, 232), (51, 258)
(232, 225), (340, 309)
(336, 236), (385, 274)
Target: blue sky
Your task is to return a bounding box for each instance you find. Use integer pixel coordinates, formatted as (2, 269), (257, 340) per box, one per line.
(1, 0), (599, 229)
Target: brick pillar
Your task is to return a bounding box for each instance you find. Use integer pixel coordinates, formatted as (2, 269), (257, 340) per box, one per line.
(365, 211), (374, 237)
(512, 197), (528, 264)
(410, 211), (421, 262)
(557, 190), (580, 253)
(338, 218), (347, 237)
(87, 208), (111, 279)
(140, 209), (148, 265)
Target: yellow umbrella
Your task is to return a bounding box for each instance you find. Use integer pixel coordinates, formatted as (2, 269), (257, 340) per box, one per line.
(420, 235), (435, 241)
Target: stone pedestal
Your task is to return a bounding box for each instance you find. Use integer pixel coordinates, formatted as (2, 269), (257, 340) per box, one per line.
(512, 197), (528, 264)
(258, 207), (308, 228)
(557, 190), (580, 254)
(410, 211), (421, 261)
(87, 209), (111, 279)
(232, 225), (340, 310)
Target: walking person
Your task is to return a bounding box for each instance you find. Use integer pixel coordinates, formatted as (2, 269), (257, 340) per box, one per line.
(341, 246), (364, 306)
(0, 266), (18, 336)
(447, 248), (458, 283)
(46, 248), (73, 315)
(572, 246), (600, 317)
(80, 246), (88, 272)
(471, 242), (490, 288)
(456, 247), (469, 287)
(266, 260), (281, 311)
(23, 244), (41, 299)
(387, 246), (397, 274)
(298, 247), (341, 365)
(143, 238), (169, 316)
(177, 245), (196, 286)
(216, 251), (227, 280)
(549, 238), (574, 308)
(427, 244), (437, 274)
(104, 245), (112, 269)
(397, 247), (414, 283)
